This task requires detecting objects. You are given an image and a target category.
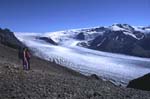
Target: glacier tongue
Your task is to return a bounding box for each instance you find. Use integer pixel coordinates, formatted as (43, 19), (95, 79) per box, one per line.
(15, 33), (150, 86)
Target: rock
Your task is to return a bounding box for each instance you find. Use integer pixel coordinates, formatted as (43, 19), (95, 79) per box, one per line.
(127, 73), (150, 91)
(76, 24), (150, 58)
(90, 30), (138, 55)
(90, 74), (99, 80)
(77, 42), (89, 47)
(37, 37), (58, 45)
(93, 92), (102, 97)
(76, 33), (85, 40)
(0, 28), (25, 49)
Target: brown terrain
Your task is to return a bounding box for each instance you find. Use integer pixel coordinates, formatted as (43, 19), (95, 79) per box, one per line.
(0, 43), (150, 99)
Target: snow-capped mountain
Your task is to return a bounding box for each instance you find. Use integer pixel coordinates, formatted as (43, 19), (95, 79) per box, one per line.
(36, 24), (150, 57)
(42, 27), (105, 44)
(87, 24), (150, 57)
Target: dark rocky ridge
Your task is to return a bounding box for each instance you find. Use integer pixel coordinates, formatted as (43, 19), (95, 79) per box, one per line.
(127, 73), (150, 91)
(90, 30), (139, 55)
(37, 37), (58, 45)
(0, 28), (25, 49)
(76, 32), (85, 40)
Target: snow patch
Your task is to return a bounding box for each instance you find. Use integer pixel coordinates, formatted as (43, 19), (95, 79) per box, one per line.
(111, 25), (125, 31)
(97, 38), (106, 47)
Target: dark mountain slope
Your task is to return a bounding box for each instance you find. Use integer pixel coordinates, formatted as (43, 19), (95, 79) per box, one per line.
(76, 24), (150, 57)
(127, 73), (150, 91)
(0, 28), (25, 49)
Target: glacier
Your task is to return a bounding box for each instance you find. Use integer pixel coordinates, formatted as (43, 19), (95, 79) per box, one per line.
(15, 29), (150, 86)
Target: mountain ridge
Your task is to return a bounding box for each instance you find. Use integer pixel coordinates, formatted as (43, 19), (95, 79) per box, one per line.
(0, 28), (25, 49)
(31, 24), (150, 57)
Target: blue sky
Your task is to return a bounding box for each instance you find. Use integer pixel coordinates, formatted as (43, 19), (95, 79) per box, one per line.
(0, 0), (150, 32)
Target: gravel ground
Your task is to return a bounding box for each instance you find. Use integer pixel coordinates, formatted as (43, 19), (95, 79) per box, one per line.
(0, 44), (150, 99)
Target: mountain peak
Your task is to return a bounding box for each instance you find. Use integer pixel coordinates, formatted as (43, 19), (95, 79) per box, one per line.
(112, 23), (134, 31)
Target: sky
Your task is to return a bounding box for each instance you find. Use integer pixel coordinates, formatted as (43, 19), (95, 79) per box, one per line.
(0, 0), (150, 32)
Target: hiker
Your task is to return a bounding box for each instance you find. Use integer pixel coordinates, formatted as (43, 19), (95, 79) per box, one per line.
(18, 47), (31, 70)
(23, 47), (31, 70)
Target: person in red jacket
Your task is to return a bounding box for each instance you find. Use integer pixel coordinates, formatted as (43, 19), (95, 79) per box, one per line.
(23, 47), (31, 70)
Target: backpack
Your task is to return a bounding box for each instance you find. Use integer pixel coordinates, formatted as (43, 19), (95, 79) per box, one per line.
(18, 48), (24, 59)
(25, 50), (31, 59)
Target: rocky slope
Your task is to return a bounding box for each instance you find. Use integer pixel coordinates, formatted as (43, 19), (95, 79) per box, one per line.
(127, 73), (150, 91)
(0, 28), (25, 49)
(0, 32), (150, 98)
(87, 24), (150, 57)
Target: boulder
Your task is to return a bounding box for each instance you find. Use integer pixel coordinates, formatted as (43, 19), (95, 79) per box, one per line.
(127, 73), (150, 91)
(90, 74), (99, 80)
